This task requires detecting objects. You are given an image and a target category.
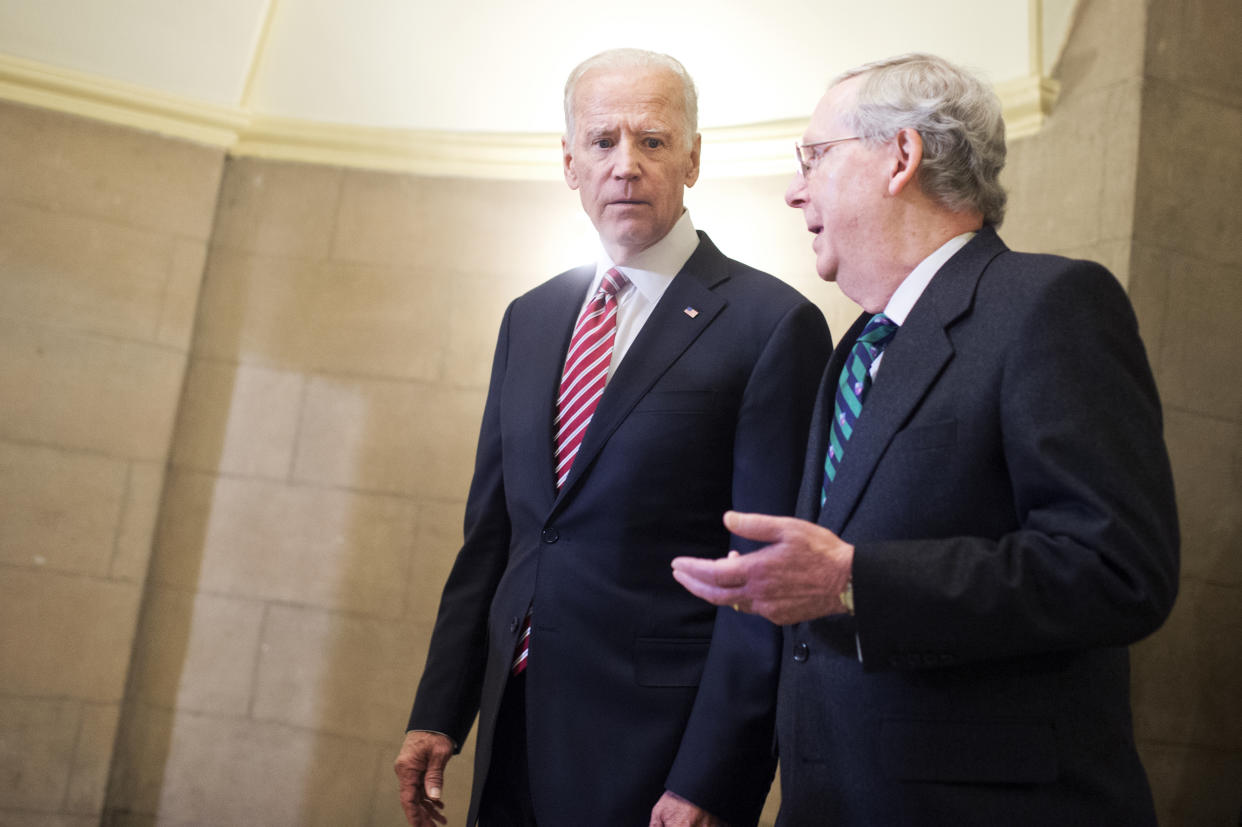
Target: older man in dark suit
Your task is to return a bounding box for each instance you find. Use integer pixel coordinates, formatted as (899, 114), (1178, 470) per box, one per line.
(394, 49), (829, 826)
(674, 53), (1179, 825)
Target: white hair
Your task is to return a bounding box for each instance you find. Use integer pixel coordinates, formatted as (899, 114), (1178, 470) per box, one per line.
(563, 48), (698, 150)
(835, 53), (1008, 226)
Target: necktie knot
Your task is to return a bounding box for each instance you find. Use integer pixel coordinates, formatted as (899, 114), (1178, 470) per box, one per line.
(858, 312), (898, 350)
(600, 268), (630, 299)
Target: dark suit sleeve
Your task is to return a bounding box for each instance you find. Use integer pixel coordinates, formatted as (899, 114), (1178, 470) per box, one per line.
(666, 300), (830, 824)
(407, 303), (515, 747)
(853, 261), (1179, 670)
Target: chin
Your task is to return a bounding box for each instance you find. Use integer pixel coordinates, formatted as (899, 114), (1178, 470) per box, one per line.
(609, 229), (657, 254)
(816, 260), (838, 283)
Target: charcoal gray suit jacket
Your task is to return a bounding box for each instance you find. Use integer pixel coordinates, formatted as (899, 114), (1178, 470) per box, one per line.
(777, 226), (1178, 826)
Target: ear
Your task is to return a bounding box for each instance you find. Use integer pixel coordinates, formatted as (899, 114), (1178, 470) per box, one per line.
(684, 133), (702, 188)
(888, 128), (923, 196)
(562, 136), (580, 190)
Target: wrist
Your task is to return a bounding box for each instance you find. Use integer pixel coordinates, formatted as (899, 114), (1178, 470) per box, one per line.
(840, 575), (855, 615)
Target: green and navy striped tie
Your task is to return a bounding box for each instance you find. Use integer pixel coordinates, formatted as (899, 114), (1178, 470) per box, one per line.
(822, 313), (898, 505)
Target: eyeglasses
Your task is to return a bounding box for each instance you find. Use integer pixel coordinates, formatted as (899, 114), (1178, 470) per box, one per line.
(794, 137), (860, 177)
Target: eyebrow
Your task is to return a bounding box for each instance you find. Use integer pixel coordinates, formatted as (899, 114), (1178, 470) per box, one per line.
(582, 126), (675, 143)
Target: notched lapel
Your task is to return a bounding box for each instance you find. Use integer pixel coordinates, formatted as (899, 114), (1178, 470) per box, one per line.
(819, 229), (1007, 531)
(818, 312), (954, 531)
(800, 315), (865, 523)
(553, 238), (730, 507)
(529, 267), (595, 500)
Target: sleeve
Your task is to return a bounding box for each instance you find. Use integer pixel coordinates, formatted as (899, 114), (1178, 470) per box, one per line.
(853, 261), (1179, 670)
(406, 303), (515, 748)
(665, 299), (831, 824)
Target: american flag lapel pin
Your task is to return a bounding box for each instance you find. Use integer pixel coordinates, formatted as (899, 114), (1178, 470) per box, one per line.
(683, 307), (699, 318)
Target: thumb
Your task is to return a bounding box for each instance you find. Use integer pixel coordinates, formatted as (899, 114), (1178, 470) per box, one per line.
(723, 510), (788, 544)
(423, 752), (448, 801)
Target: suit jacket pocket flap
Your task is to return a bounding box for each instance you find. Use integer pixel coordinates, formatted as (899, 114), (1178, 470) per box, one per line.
(880, 717), (1057, 784)
(634, 637), (711, 687)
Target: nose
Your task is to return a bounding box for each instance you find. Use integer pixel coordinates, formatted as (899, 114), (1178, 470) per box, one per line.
(785, 173), (807, 208)
(612, 139), (641, 179)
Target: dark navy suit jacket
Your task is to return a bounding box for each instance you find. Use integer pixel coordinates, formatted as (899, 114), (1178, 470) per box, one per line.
(777, 227), (1179, 825)
(409, 232), (830, 825)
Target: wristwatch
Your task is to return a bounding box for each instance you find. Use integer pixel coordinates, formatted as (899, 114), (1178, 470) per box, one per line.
(840, 577), (855, 615)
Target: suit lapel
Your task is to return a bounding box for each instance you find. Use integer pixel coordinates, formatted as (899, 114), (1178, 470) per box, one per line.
(798, 314), (865, 522)
(819, 228), (1008, 532)
(552, 234), (729, 507)
(531, 266), (595, 499)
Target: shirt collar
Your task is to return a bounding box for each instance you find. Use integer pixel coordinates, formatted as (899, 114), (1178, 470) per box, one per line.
(882, 231), (976, 325)
(595, 210), (700, 303)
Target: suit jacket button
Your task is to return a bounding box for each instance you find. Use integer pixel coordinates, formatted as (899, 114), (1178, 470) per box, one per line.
(541, 528), (559, 543)
(792, 642), (809, 662)
(508, 617), (520, 633)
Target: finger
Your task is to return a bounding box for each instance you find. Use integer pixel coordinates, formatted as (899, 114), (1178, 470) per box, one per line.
(671, 568), (741, 607)
(723, 510), (791, 543)
(420, 797), (448, 826)
(669, 554), (747, 588)
(401, 792), (428, 827)
(399, 776), (421, 825)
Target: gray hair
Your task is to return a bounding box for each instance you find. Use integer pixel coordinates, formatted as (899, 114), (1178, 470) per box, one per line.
(563, 48), (698, 150)
(835, 53), (1007, 227)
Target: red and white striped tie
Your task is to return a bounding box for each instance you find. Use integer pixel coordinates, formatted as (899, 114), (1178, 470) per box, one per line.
(512, 268), (629, 676)
(553, 268), (630, 488)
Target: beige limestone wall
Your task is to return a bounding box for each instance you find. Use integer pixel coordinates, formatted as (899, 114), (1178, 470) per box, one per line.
(1127, 0), (1242, 823)
(1003, 0), (1242, 823)
(102, 163), (599, 825)
(0, 101), (224, 825)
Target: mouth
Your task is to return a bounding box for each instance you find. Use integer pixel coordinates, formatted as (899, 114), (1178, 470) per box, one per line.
(807, 223), (823, 235)
(608, 199), (649, 207)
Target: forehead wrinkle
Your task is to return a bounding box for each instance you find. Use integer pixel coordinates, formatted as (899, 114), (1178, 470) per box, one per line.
(577, 114), (679, 141)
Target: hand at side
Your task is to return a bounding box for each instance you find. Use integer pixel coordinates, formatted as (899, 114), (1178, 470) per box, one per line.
(394, 730), (453, 826)
(649, 790), (727, 826)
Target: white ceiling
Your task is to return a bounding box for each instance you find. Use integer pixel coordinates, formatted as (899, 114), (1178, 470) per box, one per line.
(0, 0), (1076, 135)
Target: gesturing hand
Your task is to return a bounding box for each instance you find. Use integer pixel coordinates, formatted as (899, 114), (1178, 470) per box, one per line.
(671, 510), (855, 625)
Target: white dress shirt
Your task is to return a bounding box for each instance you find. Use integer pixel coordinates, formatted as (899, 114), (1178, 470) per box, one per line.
(580, 210), (700, 377)
(871, 231), (976, 377)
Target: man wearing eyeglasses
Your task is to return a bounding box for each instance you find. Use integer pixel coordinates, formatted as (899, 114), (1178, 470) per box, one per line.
(673, 53), (1178, 825)
(394, 48), (829, 827)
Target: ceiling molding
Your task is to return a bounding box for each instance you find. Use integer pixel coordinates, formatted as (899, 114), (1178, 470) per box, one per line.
(995, 73), (1061, 139)
(0, 51), (1059, 180)
(0, 51), (247, 146)
(234, 114), (568, 180)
